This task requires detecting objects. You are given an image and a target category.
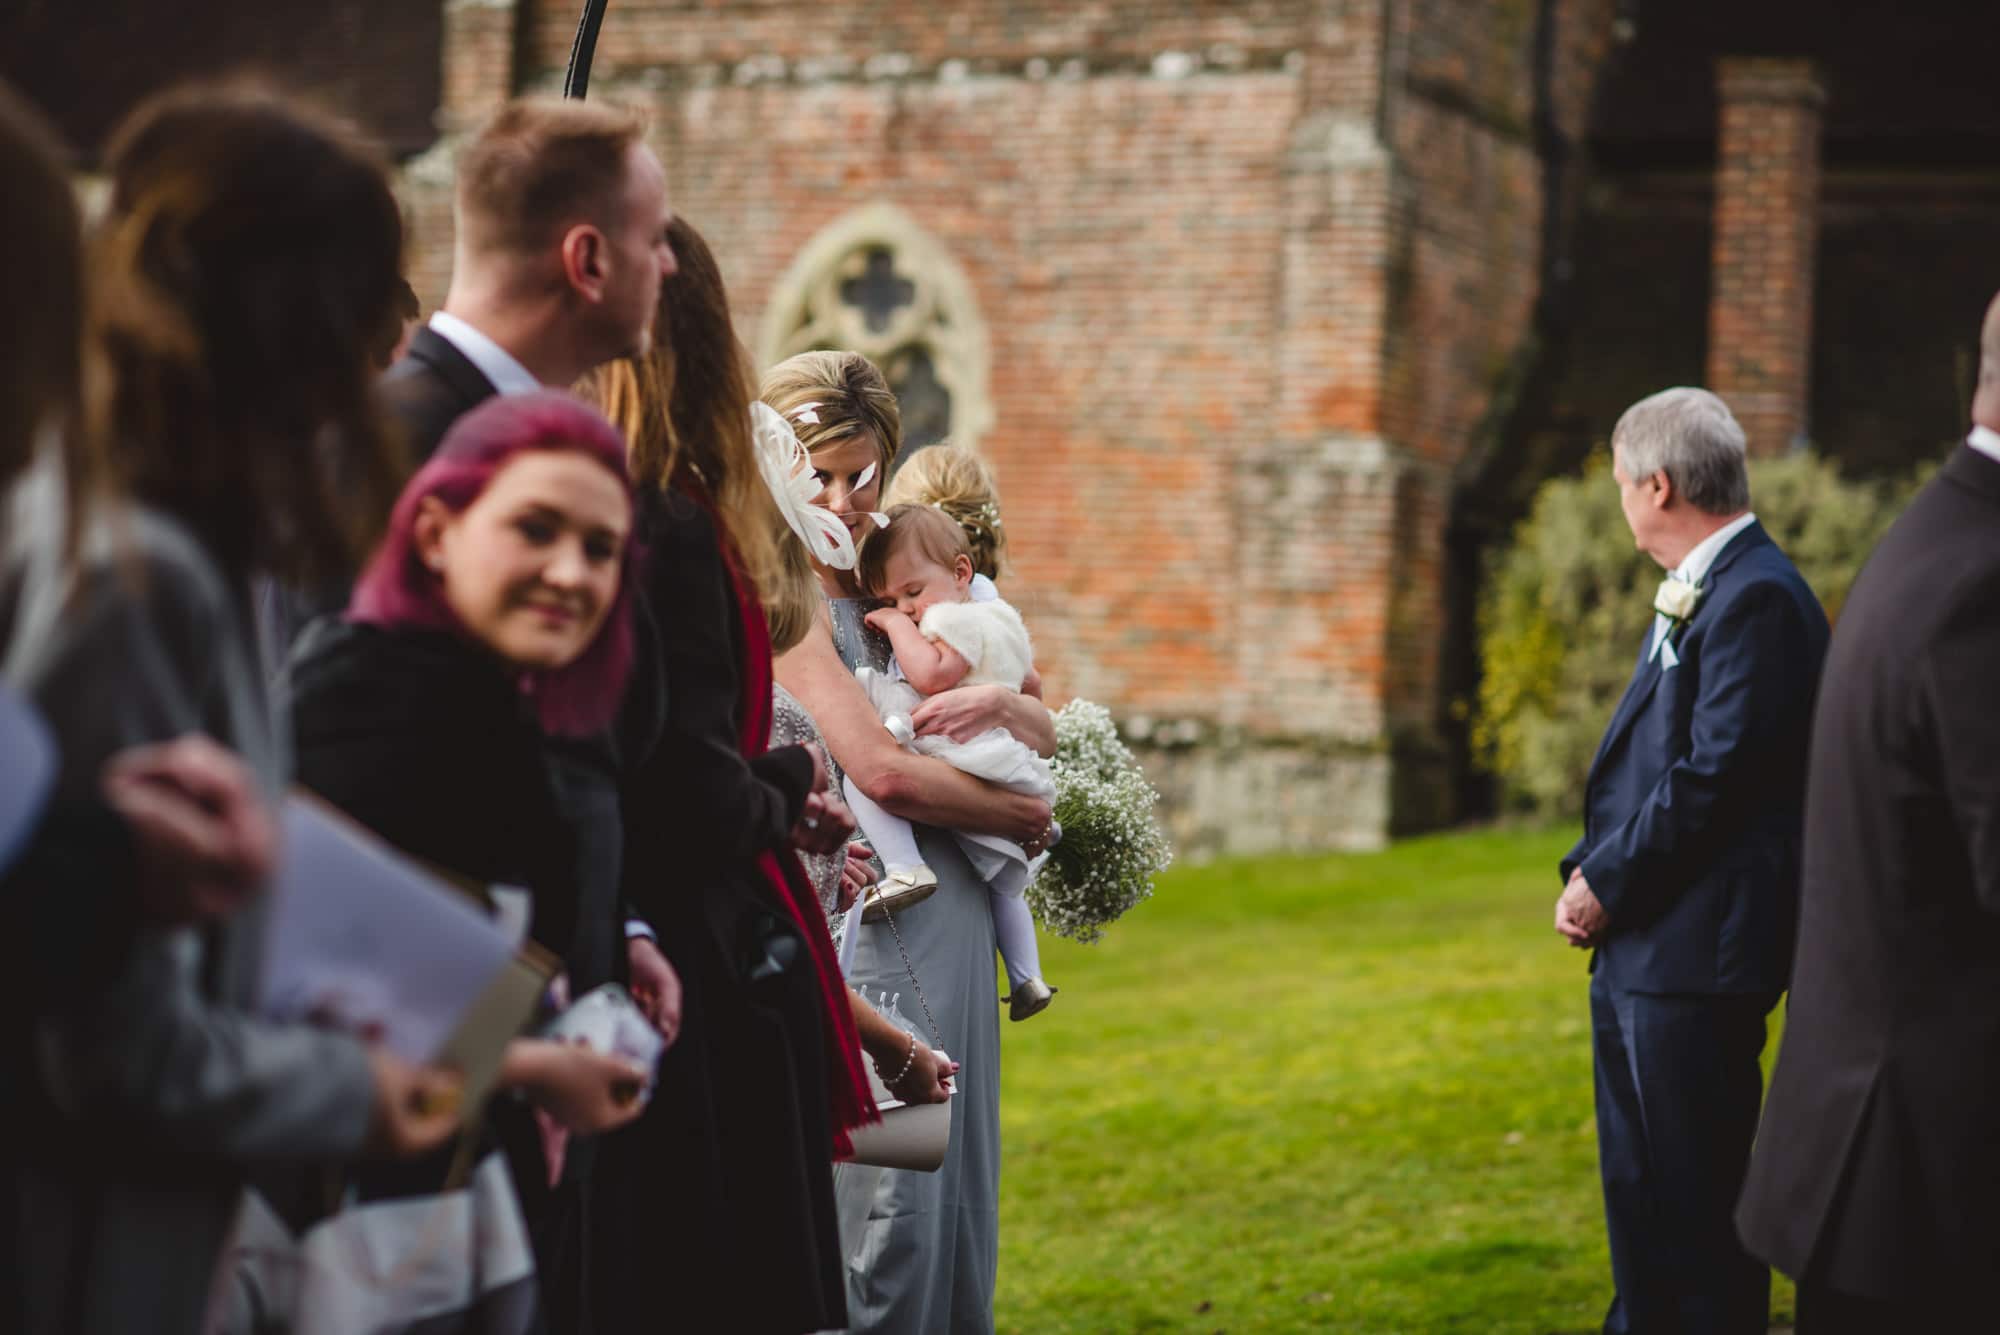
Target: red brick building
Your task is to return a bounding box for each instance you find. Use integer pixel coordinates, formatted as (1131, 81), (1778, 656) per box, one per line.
(11, 1), (1999, 854)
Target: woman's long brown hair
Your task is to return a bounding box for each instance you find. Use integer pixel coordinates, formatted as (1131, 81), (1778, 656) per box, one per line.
(0, 83), (100, 545)
(89, 82), (407, 583)
(580, 215), (784, 600)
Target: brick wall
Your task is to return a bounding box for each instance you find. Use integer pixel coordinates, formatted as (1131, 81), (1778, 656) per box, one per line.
(1706, 58), (1825, 456)
(404, 0), (1617, 853)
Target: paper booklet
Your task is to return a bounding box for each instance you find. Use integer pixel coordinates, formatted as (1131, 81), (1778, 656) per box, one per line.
(260, 794), (536, 1075)
(439, 946), (557, 1113)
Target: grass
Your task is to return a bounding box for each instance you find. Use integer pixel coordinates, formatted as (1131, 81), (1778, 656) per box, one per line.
(994, 827), (1795, 1333)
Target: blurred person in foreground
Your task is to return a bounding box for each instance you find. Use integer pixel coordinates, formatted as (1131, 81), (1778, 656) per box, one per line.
(0, 88), (295, 1329)
(0, 83), (465, 1334)
(1736, 293), (2000, 1331)
(1556, 388), (1828, 1335)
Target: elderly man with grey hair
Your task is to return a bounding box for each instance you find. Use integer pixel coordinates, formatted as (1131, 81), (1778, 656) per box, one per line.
(1557, 387), (1829, 1334)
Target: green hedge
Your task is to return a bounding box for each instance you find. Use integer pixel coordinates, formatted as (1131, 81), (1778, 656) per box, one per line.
(1473, 451), (1934, 819)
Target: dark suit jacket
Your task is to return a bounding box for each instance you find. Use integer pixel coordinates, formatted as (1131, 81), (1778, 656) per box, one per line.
(382, 323), (498, 463)
(1737, 445), (2000, 1299)
(1562, 521), (1830, 994)
(287, 617), (577, 1203)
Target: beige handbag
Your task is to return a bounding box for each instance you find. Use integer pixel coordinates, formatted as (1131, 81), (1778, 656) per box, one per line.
(841, 883), (955, 1172)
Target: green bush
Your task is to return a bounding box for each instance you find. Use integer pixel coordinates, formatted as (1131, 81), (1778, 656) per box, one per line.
(1474, 451), (1934, 818)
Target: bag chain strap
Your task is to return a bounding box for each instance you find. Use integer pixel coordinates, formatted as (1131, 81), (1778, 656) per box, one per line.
(867, 882), (945, 1052)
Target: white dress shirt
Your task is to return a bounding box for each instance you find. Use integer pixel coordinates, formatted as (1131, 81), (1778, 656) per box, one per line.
(427, 311), (542, 396)
(1651, 511), (1758, 662)
(1969, 425), (2000, 465)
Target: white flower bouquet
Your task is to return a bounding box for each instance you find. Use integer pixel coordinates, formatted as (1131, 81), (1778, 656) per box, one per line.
(1025, 699), (1172, 944)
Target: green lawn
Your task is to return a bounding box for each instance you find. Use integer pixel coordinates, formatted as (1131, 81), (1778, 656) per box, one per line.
(994, 827), (1795, 1333)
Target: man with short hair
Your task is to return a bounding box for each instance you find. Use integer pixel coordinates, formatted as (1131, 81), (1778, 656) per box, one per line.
(1558, 387), (1829, 1334)
(386, 95), (676, 459)
(1735, 296), (2000, 1330)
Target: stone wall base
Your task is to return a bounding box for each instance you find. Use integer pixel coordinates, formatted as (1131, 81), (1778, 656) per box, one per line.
(1133, 738), (1394, 861)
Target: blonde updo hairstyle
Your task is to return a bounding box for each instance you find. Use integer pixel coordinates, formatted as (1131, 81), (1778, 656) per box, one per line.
(758, 350), (903, 486)
(881, 441), (1008, 580)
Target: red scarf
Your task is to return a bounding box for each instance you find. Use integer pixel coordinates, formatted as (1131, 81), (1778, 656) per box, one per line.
(707, 499), (877, 1154)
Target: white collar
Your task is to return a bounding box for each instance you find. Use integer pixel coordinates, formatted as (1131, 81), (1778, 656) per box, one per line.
(427, 311), (541, 396)
(1968, 425), (2000, 465)
(1674, 511), (1757, 586)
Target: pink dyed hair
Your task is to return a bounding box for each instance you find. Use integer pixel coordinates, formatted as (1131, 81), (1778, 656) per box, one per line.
(350, 390), (639, 737)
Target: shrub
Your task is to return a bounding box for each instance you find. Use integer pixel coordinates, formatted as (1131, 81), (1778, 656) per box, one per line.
(1473, 450), (1935, 819)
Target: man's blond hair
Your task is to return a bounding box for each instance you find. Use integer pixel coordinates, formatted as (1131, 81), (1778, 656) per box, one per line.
(455, 97), (646, 257)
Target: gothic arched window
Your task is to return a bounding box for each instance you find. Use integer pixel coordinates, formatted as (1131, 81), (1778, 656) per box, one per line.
(757, 203), (992, 457)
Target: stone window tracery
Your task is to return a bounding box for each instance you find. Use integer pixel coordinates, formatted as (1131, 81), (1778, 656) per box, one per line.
(758, 202), (992, 458)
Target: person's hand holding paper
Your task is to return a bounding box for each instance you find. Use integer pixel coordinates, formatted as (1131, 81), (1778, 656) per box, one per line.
(504, 1039), (648, 1134)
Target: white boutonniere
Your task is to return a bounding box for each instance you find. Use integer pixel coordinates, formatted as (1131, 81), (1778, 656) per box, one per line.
(1653, 577), (1703, 628)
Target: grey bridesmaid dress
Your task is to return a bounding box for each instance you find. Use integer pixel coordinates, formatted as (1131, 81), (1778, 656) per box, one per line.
(827, 597), (1002, 1335)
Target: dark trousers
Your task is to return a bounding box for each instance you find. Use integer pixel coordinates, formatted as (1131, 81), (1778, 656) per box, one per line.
(1590, 972), (1778, 1335)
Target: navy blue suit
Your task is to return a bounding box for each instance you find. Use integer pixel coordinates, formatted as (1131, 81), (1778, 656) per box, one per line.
(1563, 521), (1828, 1335)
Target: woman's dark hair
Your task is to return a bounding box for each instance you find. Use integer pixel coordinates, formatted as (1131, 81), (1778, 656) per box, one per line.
(90, 82), (408, 582)
(0, 82), (93, 514)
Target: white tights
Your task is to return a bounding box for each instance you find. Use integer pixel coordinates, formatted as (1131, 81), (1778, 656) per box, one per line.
(842, 775), (1046, 989)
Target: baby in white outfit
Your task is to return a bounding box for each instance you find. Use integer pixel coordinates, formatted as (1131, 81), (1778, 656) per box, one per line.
(841, 502), (1058, 1019)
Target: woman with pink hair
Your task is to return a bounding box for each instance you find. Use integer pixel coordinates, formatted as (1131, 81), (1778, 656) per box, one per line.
(285, 390), (662, 1328)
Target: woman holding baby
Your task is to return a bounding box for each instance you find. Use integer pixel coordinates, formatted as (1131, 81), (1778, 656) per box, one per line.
(765, 353), (1057, 1335)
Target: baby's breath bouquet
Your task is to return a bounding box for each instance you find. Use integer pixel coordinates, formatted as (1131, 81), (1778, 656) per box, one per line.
(1026, 699), (1172, 944)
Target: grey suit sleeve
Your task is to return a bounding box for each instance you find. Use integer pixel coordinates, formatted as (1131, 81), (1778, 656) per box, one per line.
(1926, 581), (2000, 914)
(41, 928), (377, 1159)
(24, 539), (376, 1159)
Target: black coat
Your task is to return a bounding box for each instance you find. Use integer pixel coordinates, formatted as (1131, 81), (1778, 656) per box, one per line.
(538, 595), (667, 1001)
(591, 488), (840, 1335)
(1737, 444), (2000, 1299)
(288, 618), (581, 962)
(1, 800), (139, 1332)
(287, 616), (599, 1322)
